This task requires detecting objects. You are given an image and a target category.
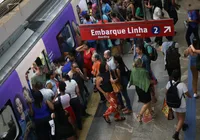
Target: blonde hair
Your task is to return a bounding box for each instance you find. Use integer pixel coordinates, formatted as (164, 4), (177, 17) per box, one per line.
(133, 58), (143, 68)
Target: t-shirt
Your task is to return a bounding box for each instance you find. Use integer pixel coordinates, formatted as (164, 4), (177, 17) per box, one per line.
(40, 88), (54, 102)
(161, 41), (179, 65)
(135, 7), (144, 18)
(65, 80), (78, 99)
(107, 56), (116, 70)
(166, 80), (188, 108)
(144, 42), (153, 54)
(102, 3), (111, 15)
(55, 94), (70, 109)
(188, 10), (199, 28)
(62, 61), (72, 74)
(31, 74), (46, 87)
(153, 7), (162, 20)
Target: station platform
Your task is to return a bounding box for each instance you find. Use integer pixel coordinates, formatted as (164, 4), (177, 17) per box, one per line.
(78, 5), (200, 139)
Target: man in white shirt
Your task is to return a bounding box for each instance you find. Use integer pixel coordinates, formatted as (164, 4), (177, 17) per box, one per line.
(104, 50), (116, 70)
(161, 36), (180, 80)
(166, 70), (191, 140)
(35, 82), (54, 102)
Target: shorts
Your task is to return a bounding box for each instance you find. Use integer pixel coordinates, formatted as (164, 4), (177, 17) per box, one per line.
(172, 107), (186, 113)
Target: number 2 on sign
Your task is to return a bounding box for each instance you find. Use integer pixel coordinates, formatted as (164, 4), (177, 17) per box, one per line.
(154, 27), (158, 34)
(152, 26), (160, 35)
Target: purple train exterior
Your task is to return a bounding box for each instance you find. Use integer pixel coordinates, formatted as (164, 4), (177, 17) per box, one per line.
(0, 2), (79, 140)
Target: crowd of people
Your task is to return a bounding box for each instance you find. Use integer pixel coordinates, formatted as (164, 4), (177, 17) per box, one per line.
(21, 0), (200, 140)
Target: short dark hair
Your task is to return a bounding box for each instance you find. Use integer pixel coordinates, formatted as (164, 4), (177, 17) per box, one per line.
(59, 81), (66, 92)
(99, 63), (107, 74)
(87, 1), (92, 6)
(85, 14), (90, 21)
(111, 12), (117, 18)
(171, 70), (180, 81)
(166, 36), (173, 41)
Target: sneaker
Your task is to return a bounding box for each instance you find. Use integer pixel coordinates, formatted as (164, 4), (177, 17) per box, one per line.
(172, 131), (180, 140)
(182, 123), (189, 131)
(193, 93), (198, 98)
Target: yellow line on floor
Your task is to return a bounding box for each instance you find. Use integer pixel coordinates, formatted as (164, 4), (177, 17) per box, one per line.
(78, 92), (100, 140)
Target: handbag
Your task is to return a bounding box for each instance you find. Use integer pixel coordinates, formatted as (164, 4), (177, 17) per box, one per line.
(162, 98), (174, 120)
(110, 70), (122, 93)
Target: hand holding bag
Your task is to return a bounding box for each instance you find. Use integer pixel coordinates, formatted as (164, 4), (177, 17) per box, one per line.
(110, 70), (122, 93)
(162, 98), (174, 120)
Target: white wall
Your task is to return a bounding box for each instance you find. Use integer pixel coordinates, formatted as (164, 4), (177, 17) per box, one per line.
(78, 0), (88, 11)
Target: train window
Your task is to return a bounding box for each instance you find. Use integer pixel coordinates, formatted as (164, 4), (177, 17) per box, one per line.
(56, 23), (75, 55)
(72, 21), (82, 46)
(0, 105), (19, 140)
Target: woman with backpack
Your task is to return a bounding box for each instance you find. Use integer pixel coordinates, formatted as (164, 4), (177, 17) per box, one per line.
(165, 70), (191, 140)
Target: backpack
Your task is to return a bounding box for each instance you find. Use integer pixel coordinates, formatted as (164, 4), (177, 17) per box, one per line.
(166, 42), (180, 69)
(166, 81), (182, 108)
(163, 0), (171, 11)
(145, 45), (158, 61)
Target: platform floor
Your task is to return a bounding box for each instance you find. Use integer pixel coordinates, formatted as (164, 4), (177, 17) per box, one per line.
(79, 3), (200, 140)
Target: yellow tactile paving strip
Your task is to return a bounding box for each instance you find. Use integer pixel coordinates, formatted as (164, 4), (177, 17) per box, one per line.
(78, 92), (100, 140)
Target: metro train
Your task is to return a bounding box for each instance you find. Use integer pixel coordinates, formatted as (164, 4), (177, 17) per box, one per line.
(0, 0), (82, 139)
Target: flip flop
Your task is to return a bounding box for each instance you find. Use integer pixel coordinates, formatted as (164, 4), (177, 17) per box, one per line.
(115, 117), (126, 122)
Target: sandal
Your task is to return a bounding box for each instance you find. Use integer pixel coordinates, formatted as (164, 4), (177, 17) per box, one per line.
(123, 110), (132, 114)
(103, 116), (111, 124)
(136, 114), (143, 123)
(115, 117), (126, 122)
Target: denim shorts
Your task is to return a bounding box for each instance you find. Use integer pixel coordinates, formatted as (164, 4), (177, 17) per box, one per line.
(190, 55), (197, 67)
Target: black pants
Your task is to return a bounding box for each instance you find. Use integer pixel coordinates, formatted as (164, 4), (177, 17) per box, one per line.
(186, 25), (199, 46)
(70, 97), (82, 130)
(167, 6), (178, 25)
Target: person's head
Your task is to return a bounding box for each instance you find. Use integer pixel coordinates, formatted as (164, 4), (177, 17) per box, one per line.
(35, 82), (44, 91)
(102, 0), (107, 4)
(63, 74), (71, 82)
(85, 14), (90, 21)
(71, 62), (79, 72)
(133, 58), (143, 68)
(111, 12), (117, 18)
(145, 38), (151, 43)
(166, 36), (173, 41)
(14, 95), (26, 118)
(95, 13), (101, 20)
(92, 53), (101, 62)
(87, 1), (92, 9)
(171, 70), (180, 82)
(67, 52), (75, 62)
(152, 0), (162, 9)
(99, 63), (108, 74)
(33, 91), (44, 107)
(114, 55), (125, 66)
(23, 87), (32, 103)
(46, 71), (55, 80)
(135, 45), (144, 55)
(104, 50), (111, 59)
(59, 81), (66, 93)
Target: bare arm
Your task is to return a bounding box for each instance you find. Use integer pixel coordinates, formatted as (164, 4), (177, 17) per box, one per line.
(185, 91), (192, 98)
(76, 45), (85, 52)
(75, 85), (80, 96)
(46, 100), (54, 110)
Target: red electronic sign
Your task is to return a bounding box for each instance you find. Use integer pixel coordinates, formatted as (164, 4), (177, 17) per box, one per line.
(79, 19), (175, 40)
